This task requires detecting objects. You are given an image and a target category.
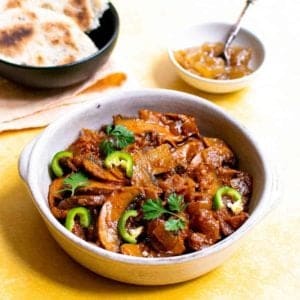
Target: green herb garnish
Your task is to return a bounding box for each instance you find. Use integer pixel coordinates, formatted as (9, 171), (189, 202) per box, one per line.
(167, 193), (185, 212)
(142, 198), (169, 220)
(164, 218), (186, 232)
(100, 139), (116, 156)
(100, 125), (135, 156)
(106, 125), (135, 149)
(142, 193), (186, 233)
(61, 171), (89, 196)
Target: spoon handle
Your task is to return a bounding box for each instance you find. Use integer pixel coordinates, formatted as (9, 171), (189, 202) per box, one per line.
(224, 0), (256, 49)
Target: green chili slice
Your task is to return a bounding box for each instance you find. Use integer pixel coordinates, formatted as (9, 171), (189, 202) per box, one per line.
(104, 151), (133, 177)
(118, 210), (143, 244)
(65, 207), (91, 231)
(51, 150), (73, 177)
(213, 186), (243, 214)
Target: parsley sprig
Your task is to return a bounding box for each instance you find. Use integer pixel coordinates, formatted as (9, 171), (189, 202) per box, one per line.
(61, 171), (89, 196)
(100, 140), (115, 156)
(142, 198), (169, 220)
(100, 125), (134, 156)
(167, 193), (186, 212)
(164, 218), (186, 232)
(142, 193), (186, 232)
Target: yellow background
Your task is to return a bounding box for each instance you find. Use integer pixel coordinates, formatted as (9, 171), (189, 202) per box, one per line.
(0, 0), (299, 299)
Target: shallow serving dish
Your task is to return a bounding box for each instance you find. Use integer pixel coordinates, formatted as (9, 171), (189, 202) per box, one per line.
(168, 22), (265, 93)
(0, 3), (119, 89)
(19, 89), (276, 285)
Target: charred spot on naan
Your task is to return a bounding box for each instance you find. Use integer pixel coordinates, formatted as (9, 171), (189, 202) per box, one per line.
(61, 54), (76, 65)
(64, 0), (92, 31)
(43, 22), (79, 51)
(40, 3), (54, 10)
(35, 54), (45, 65)
(5, 0), (22, 9)
(0, 24), (34, 56)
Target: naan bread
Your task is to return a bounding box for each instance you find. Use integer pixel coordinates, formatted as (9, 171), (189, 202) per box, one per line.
(0, 0), (109, 32)
(90, 0), (109, 30)
(0, 8), (98, 66)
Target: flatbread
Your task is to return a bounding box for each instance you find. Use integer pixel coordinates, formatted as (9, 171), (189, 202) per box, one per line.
(0, 7), (98, 66)
(0, 0), (109, 32)
(90, 0), (109, 30)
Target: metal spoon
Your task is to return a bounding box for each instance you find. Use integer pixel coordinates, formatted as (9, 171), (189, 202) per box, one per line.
(222, 0), (256, 65)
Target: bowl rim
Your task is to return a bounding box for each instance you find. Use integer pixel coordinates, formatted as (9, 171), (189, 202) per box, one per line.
(25, 88), (273, 266)
(0, 2), (119, 70)
(168, 21), (266, 84)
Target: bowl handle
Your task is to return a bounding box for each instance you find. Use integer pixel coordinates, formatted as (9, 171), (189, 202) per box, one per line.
(18, 136), (39, 182)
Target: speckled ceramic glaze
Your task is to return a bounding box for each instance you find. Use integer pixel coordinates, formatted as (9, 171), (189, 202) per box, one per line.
(168, 22), (265, 93)
(19, 89), (274, 285)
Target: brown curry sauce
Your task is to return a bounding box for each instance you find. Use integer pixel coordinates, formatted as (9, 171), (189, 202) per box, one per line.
(48, 110), (252, 257)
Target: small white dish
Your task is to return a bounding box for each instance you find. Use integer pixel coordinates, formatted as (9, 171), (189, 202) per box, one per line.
(168, 22), (265, 93)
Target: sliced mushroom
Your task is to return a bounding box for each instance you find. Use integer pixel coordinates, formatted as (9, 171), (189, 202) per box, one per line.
(98, 187), (141, 252)
(172, 139), (205, 169)
(77, 180), (122, 195)
(58, 195), (106, 210)
(48, 178), (67, 219)
(82, 158), (126, 183)
(139, 109), (200, 138)
(202, 137), (236, 167)
(113, 115), (182, 145)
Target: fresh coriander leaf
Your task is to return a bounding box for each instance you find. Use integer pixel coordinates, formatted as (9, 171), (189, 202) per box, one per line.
(167, 193), (185, 212)
(106, 125), (113, 135)
(165, 218), (186, 232)
(109, 125), (135, 148)
(63, 171), (89, 196)
(110, 125), (134, 138)
(141, 199), (167, 220)
(100, 140), (116, 156)
(101, 125), (134, 155)
(142, 195), (186, 233)
(114, 135), (133, 149)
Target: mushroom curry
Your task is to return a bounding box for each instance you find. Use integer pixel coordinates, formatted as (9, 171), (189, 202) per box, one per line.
(48, 109), (252, 257)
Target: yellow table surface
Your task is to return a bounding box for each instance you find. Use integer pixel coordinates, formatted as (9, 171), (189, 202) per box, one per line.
(0, 1), (299, 299)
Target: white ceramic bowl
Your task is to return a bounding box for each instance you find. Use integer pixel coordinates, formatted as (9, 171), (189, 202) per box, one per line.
(19, 89), (275, 285)
(168, 22), (265, 93)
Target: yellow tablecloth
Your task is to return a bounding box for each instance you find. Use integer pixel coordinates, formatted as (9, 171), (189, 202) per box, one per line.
(0, 1), (299, 299)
